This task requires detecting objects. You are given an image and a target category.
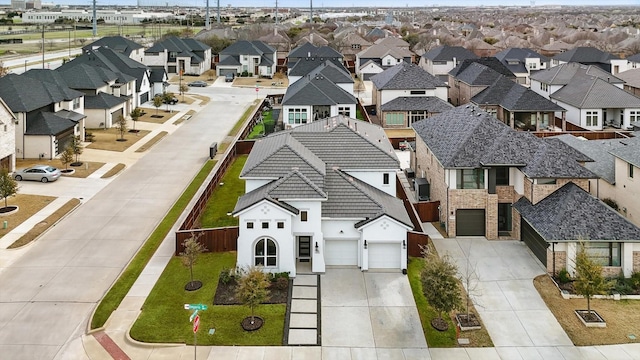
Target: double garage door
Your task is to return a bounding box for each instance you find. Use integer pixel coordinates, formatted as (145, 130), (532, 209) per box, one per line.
(456, 209), (486, 236)
(324, 239), (401, 269)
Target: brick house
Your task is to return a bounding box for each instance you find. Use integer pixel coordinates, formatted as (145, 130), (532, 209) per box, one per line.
(448, 58), (515, 106)
(411, 105), (640, 276)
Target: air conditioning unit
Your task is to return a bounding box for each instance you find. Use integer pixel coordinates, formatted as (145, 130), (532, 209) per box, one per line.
(415, 178), (430, 202)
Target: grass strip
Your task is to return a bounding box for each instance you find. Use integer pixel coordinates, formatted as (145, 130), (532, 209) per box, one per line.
(8, 198), (81, 249)
(135, 131), (168, 153)
(130, 252), (286, 345)
(101, 163), (126, 179)
(229, 100), (260, 137)
(199, 155), (247, 228)
(91, 159), (217, 329)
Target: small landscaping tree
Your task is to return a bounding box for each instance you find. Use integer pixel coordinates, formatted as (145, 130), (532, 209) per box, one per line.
(0, 168), (18, 209)
(163, 92), (175, 111)
(179, 83), (188, 101)
(574, 242), (614, 320)
(421, 252), (463, 331)
(153, 95), (163, 115)
(115, 114), (128, 141)
(130, 107), (143, 132)
(71, 135), (83, 164)
(235, 266), (270, 329)
(60, 144), (74, 170)
(180, 235), (206, 291)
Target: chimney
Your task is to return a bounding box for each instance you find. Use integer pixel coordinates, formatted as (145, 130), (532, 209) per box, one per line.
(310, 33), (314, 43)
(274, 27), (277, 36)
(432, 29), (436, 36)
(436, 38), (440, 46)
(308, 51), (311, 57)
(550, 37), (554, 45)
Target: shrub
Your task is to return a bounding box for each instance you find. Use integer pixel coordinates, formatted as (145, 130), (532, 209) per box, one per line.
(557, 268), (571, 284)
(220, 267), (234, 285)
(630, 271), (640, 290)
(273, 277), (289, 290)
(241, 70), (249, 77)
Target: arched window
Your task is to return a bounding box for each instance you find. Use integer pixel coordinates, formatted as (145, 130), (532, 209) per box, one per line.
(254, 238), (277, 267)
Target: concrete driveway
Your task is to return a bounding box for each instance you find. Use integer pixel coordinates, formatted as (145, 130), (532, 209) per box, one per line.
(321, 269), (428, 358)
(432, 237), (573, 349)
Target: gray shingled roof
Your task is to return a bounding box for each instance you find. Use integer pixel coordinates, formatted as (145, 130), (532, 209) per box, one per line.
(552, 47), (619, 64)
(552, 134), (625, 184)
(220, 40), (275, 56)
(288, 43), (341, 61)
(84, 92), (127, 109)
(453, 62), (504, 86)
(357, 43), (413, 60)
(236, 115), (408, 226)
(608, 135), (640, 168)
(494, 48), (548, 74)
(371, 61), (446, 90)
(380, 96), (453, 112)
(615, 68), (640, 89)
(627, 53), (640, 62)
(530, 62), (623, 85)
(0, 73), (83, 113)
(57, 63), (122, 90)
(514, 182), (640, 242)
(282, 75), (356, 106)
(422, 45), (478, 62)
(83, 36), (143, 56)
(471, 75), (566, 112)
(412, 105), (595, 179)
(449, 57), (515, 79)
(288, 58), (349, 79)
(551, 76), (640, 109)
(25, 110), (84, 135)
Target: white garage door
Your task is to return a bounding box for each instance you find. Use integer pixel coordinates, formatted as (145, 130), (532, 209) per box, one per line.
(368, 243), (401, 269)
(325, 239), (358, 266)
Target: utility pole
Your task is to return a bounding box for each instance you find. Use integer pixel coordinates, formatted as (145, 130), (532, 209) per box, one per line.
(310, 0), (313, 23)
(41, 25), (45, 69)
(206, 0), (210, 30)
(275, 0), (278, 25)
(92, 0), (97, 37)
(217, 0), (220, 24)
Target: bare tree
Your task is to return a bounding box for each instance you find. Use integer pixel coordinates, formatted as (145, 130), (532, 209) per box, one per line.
(115, 114), (128, 141)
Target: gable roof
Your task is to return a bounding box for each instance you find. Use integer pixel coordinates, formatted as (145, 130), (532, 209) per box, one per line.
(0, 73), (83, 112)
(452, 62), (505, 86)
(471, 75), (566, 112)
(145, 36), (210, 64)
(552, 134), (623, 184)
(514, 182), (640, 242)
(371, 61), (446, 90)
(357, 43), (413, 60)
(84, 92), (127, 109)
(551, 76), (640, 109)
(220, 40), (275, 56)
(530, 62), (623, 85)
(615, 68), (640, 88)
(282, 75), (356, 106)
(422, 45), (478, 62)
(449, 57), (515, 79)
(288, 58), (348, 79)
(57, 63), (122, 90)
(25, 110), (84, 135)
(380, 96), (453, 112)
(83, 36), (143, 56)
(494, 48), (548, 74)
(412, 105), (595, 179)
(288, 42), (341, 60)
(552, 46), (619, 64)
(59, 47), (147, 91)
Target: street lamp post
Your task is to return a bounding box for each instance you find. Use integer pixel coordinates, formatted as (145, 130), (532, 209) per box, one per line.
(68, 29), (71, 57)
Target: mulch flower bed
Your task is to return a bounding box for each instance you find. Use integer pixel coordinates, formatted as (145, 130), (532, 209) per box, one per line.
(214, 275), (289, 305)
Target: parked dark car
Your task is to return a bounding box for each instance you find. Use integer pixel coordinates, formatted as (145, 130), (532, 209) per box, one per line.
(161, 96), (178, 105)
(225, 73), (235, 82)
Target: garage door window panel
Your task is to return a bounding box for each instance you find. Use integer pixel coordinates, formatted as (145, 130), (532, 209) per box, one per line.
(255, 238), (277, 267)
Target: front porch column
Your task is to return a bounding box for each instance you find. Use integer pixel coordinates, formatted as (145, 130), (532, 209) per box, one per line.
(509, 111), (515, 129)
(536, 111), (541, 131)
(562, 112), (566, 131)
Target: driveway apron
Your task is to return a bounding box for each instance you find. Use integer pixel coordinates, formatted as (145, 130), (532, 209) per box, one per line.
(432, 237), (573, 348)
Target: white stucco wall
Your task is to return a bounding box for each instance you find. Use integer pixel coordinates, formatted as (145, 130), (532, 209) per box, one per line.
(143, 52), (167, 68)
(380, 88), (446, 104)
(359, 216), (408, 271)
(613, 157), (640, 226)
(245, 179), (273, 193)
(512, 168), (525, 195)
(23, 135), (53, 160)
(236, 201), (296, 276)
(344, 170), (397, 196)
(288, 200), (325, 273)
(0, 103), (16, 172)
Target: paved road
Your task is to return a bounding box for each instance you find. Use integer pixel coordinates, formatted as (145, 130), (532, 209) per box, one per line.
(2, 48), (83, 74)
(0, 86), (277, 360)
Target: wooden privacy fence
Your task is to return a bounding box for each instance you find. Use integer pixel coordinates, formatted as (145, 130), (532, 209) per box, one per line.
(175, 227), (239, 255)
(407, 231), (429, 257)
(414, 201), (440, 223)
(396, 175), (423, 232)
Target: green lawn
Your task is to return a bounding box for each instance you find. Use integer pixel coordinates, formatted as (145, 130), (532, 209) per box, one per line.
(91, 160), (217, 329)
(408, 257), (457, 347)
(130, 252), (286, 345)
(356, 108), (365, 121)
(199, 155), (248, 228)
(247, 110), (275, 139)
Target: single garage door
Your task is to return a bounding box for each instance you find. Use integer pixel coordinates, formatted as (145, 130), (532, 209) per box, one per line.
(456, 209), (486, 236)
(521, 220), (548, 265)
(325, 239), (358, 266)
(111, 108), (124, 126)
(218, 68), (237, 76)
(368, 242), (401, 269)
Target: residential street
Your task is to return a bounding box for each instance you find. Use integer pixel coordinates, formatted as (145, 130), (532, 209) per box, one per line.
(0, 85), (274, 360)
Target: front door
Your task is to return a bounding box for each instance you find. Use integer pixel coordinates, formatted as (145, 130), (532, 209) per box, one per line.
(298, 236), (311, 262)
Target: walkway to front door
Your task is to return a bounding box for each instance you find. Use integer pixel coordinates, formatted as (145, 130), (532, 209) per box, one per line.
(285, 273), (320, 345)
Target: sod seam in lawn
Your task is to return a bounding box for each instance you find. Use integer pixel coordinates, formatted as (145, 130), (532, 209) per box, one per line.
(91, 160), (217, 329)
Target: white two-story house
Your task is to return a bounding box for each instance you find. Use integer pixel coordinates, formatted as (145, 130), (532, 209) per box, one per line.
(232, 116), (413, 277)
(217, 40), (277, 78)
(0, 97), (16, 172)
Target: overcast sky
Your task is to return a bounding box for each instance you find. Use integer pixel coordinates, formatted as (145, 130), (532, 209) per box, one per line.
(2, 0), (639, 7)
